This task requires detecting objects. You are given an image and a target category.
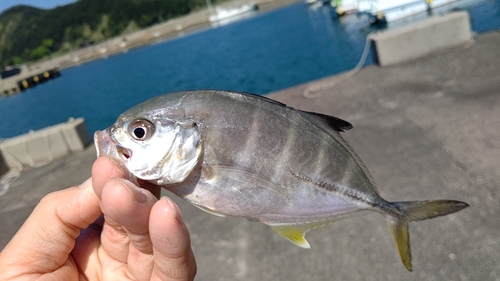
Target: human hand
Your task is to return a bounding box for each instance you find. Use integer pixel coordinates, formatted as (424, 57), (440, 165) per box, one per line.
(0, 156), (196, 281)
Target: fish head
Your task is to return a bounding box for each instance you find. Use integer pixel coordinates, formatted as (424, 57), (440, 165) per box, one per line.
(94, 102), (202, 185)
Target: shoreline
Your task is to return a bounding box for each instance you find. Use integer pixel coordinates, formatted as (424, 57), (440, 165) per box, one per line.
(35, 0), (301, 70)
(0, 0), (300, 96)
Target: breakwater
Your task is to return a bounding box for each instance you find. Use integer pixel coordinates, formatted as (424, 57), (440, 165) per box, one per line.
(0, 66), (61, 96)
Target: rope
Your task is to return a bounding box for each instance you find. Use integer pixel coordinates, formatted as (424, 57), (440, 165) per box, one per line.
(464, 31), (477, 49)
(0, 158), (69, 197)
(0, 170), (20, 196)
(0, 148), (22, 196)
(0, 130), (56, 196)
(303, 31), (377, 99)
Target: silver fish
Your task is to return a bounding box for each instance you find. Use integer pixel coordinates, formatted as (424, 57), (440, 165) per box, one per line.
(95, 90), (468, 271)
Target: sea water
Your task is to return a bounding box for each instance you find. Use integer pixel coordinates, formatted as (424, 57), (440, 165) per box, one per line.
(0, 0), (498, 139)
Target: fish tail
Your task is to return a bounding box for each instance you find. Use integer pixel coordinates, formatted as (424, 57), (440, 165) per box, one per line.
(386, 200), (469, 271)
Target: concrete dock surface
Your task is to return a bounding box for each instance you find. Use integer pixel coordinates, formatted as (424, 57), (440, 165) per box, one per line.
(1, 30), (499, 280)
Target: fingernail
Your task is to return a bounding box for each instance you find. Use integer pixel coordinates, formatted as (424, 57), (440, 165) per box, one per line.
(122, 180), (148, 203)
(162, 197), (184, 226)
(105, 156), (129, 175)
(105, 156), (137, 183)
(79, 178), (92, 188)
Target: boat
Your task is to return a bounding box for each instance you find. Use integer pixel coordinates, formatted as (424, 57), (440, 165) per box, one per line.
(331, 0), (358, 15)
(355, 0), (458, 24)
(206, 0), (258, 23)
(305, 0), (332, 5)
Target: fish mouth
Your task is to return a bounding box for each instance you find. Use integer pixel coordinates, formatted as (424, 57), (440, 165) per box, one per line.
(94, 129), (132, 163)
(95, 129), (117, 158)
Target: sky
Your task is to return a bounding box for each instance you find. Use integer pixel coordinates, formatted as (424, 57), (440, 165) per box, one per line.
(0, 0), (77, 13)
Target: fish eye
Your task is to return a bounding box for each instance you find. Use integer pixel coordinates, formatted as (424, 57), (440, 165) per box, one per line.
(134, 127), (145, 139)
(128, 119), (154, 141)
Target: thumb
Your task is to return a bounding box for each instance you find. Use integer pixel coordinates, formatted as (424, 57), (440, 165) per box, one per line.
(0, 178), (101, 278)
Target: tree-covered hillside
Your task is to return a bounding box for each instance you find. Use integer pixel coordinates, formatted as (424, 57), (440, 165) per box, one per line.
(0, 0), (215, 67)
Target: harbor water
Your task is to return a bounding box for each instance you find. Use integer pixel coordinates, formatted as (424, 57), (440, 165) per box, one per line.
(0, 0), (499, 139)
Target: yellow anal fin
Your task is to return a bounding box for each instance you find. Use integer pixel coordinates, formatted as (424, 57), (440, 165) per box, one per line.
(270, 224), (311, 248)
(270, 218), (344, 249)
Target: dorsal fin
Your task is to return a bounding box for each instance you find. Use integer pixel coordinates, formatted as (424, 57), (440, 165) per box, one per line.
(227, 91), (288, 107)
(237, 92), (352, 132)
(298, 110), (353, 132)
(251, 93), (287, 107)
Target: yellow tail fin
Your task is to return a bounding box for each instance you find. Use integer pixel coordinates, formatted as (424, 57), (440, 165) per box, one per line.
(387, 200), (469, 271)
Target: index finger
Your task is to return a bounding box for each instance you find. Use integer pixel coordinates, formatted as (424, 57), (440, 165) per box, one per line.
(92, 156), (161, 199)
(92, 156), (130, 199)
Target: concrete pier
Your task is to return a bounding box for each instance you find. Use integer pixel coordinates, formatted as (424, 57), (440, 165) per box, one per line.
(0, 28), (499, 281)
(0, 118), (92, 170)
(369, 11), (472, 66)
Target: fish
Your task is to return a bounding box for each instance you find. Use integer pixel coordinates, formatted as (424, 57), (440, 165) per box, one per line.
(94, 90), (468, 271)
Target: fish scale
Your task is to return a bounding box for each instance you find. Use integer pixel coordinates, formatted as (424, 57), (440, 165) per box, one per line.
(95, 89), (468, 271)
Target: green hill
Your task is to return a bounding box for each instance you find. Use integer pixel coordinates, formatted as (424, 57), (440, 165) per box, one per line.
(0, 0), (213, 67)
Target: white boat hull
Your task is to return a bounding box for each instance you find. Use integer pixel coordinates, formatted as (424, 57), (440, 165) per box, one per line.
(357, 0), (457, 22)
(209, 4), (257, 22)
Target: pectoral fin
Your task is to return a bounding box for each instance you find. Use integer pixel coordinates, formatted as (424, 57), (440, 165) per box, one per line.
(193, 204), (227, 217)
(211, 164), (291, 201)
